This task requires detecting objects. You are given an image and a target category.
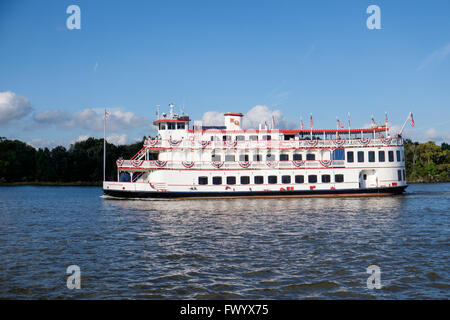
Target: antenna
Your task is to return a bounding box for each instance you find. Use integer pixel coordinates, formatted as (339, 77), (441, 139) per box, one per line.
(169, 103), (174, 117)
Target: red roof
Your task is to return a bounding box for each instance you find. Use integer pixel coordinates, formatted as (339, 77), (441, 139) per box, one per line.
(153, 119), (190, 124)
(224, 112), (243, 116)
(187, 128), (387, 134)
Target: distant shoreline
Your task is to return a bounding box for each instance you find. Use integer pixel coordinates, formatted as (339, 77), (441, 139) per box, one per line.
(0, 181), (102, 186)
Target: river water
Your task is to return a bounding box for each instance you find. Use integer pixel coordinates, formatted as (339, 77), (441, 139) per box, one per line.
(0, 183), (448, 299)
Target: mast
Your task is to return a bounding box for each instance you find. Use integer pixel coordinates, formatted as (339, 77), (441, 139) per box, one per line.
(103, 109), (107, 182)
(398, 112), (412, 136)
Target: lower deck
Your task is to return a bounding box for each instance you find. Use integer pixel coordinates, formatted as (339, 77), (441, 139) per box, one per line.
(103, 185), (407, 200)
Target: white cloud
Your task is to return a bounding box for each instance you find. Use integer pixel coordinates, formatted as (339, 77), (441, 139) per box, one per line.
(0, 91), (33, 125)
(75, 135), (90, 142)
(242, 105), (291, 129)
(418, 43), (450, 70)
(33, 107), (149, 133)
(201, 105), (294, 130)
(67, 108), (148, 132)
(107, 133), (128, 145)
(201, 111), (224, 126)
(424, 128), (450, 142)
(27, 138), (65, 150)
(33, 109), (71, 124)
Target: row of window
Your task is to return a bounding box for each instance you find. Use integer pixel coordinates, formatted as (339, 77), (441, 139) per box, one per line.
(211, 150), (402, 163)
(198, 174), (345, 185)
(159, 123), (186, 130)
(347, 150), (402, 163)
(211, 154), (313, 162)
(220, 135), (273, 141)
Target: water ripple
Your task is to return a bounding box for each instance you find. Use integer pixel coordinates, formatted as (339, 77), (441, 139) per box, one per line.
(0, 184), (449, 299)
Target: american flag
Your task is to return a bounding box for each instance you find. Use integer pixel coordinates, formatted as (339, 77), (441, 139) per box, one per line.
(300, 119), (304, 130)
(371, 116), (376, 126)
(337, 118), (344, 129)
(310, 114), (313, 128)
(385, 112), (388, 125)
(104, 110), (110, 119)
(409, 113), (415, 127)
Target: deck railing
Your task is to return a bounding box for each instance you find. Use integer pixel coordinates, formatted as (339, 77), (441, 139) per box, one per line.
(143, 137), (403, 150)
(115, 159), (370, 170)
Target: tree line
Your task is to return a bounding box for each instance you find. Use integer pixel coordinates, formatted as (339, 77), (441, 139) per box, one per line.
(0, 137), (148, 184)
(0, 137), (449, 184)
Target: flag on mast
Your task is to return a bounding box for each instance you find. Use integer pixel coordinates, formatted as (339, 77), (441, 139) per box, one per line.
(384, 112), (388, 125)
(271, 115), (275, 129)
(371, 116), (376, 127)
(409, 113), (415, 127)
(300, 118), (304, 130)
(310, 114), (313, 128)
(105, 110), (110, 119)
(337, 118), (344, 129)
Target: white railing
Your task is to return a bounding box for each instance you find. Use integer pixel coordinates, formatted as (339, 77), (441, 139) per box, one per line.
(143, 137), (403, 150)
(116, 160), (345, 170)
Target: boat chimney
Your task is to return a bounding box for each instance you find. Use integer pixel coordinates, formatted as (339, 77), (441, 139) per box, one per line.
(224, 112), (243, 130)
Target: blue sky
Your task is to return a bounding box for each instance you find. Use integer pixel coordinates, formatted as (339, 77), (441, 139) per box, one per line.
(0, 0), (449, 148)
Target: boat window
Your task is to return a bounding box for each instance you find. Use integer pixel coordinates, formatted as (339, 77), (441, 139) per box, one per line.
(211, 154), (221, 161)
(119, 172), (131, 182)
(388, 151), (394, 162)
(279, 154), (289, 161)
(335, 174), (344, 183)
(306, 154), (315, 161)
(332, 148), (345, 160)
(321, 175), (331, 183)
(293, 154), (302, 161)
(295, 175), (304, 184)
(168, 122), (176, 130)
(254, 176), (264, 184)
(262, 135), (271, 141)
(396, 150), (401, 162)
(357, 151), (364, 163)
(266, 154), (275, 161)
(239, 154), (249, 161)
(240, 176), (250, 185)
(223, 135), (231, 141)
(236, 135), (245, 141)
(378, 151), (385, 162)
(227, 176), (236, 185)
(225, 155), (235, 162)
(397, 170), (402, 181)
(282, 175), (291, 184)
(213, 177), (222, 185)
(249, 135), (258, 141)
(253, 154), (262, 161)
(368, 151), (375, 162)
(268, 176), (277, 184)
(284, 134), (295, 141)
(308, 175), (317, 183)
(198, 176), (208, 185)
(177, 123), (185, 129)
(160, 124), (166, 130)
(347, 151), (354, 163)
